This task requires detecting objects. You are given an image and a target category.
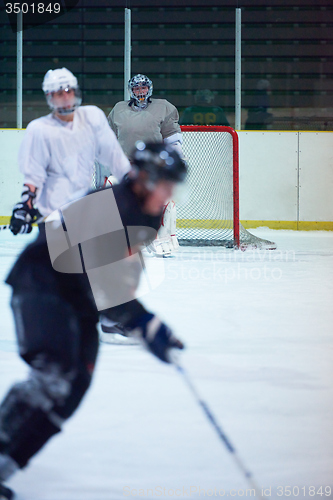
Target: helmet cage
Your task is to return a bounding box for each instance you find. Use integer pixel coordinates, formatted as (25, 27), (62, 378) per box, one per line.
(42, 68), (82, 114)
(128, 74), (153, 105)
(45, 86), (82, 115)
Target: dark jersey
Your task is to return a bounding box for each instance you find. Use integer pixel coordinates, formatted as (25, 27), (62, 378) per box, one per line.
(6, 179), (161, 326)
(179, 106), (229, 126)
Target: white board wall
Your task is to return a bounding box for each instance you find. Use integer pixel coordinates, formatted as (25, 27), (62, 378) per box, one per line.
(0, 129), (332, 229)
(238, 131), (299, 223)
(0, 130), (25, 217)
(298, 132), (333, 223)
(238, 131), (333, 228)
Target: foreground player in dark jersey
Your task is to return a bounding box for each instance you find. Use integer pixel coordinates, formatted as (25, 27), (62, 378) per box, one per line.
(0, 142), (187, 500)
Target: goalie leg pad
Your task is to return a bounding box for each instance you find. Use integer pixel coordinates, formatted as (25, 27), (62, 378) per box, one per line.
(159, 200), (177, 238)
(147, 200), (179, 256)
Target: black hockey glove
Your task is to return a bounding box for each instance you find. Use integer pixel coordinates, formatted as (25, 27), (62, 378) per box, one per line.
(127, 313), (184, 363)
(10, 185), (39, 235)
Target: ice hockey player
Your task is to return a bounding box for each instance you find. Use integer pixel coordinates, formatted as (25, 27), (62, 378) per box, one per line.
(0, 142), (187, 500)
(9, 67), (131, 236)
(180, 89), (230, 126)
(108, 74), (184, 258)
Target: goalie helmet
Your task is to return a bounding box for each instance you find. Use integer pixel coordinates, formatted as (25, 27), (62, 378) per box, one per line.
(128, 74), (153, 106)
(131, 142), (187, 185)
(42, 67), (82, 115)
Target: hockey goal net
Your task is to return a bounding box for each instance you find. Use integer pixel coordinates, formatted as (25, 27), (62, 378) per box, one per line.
(177, 126), (276, 249)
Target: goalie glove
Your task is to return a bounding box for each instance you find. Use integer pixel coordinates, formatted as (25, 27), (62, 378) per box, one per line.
(127, 313), (184, 363)
(10, 185), (39, 235)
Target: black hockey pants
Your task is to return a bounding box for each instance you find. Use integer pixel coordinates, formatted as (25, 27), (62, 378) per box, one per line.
(0, 291), (99, 468)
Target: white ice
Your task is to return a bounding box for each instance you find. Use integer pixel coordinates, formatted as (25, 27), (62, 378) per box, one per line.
(0, 227), (332, 500)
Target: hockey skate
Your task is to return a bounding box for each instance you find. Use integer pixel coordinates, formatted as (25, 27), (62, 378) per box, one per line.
(99, 319), (139, 346)
(0, 483), (13, 500)
(146, 234), (179, 257)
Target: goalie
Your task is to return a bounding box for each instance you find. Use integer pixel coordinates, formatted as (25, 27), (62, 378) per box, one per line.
(108, 73), (185, 257)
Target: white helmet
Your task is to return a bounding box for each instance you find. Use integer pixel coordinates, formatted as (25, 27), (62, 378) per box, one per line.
(128, 74), (153, 107)
(42, 68), (82, 115)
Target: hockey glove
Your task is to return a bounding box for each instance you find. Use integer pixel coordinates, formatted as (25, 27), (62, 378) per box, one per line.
(10, 185), (39, 235)
(127, 313), (184, 363)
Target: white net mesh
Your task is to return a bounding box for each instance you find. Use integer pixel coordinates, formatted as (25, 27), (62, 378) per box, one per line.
(177, 126), (276, 249)
(92, 161), (109, 190)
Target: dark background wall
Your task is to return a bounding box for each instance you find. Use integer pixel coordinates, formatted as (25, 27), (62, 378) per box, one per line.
(0, 0), (332, 129)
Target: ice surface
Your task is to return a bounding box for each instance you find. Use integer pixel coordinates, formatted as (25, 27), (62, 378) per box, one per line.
(0, 227), (332, 499)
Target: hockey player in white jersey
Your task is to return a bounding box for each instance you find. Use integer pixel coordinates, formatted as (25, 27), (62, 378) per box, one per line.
(108, 74), (184, 258)
(9, 67), (131, 236)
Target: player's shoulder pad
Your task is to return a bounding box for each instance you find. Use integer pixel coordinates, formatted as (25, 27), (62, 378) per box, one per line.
(25, 114), (52, 133)
(79, 105), (108, 128)
(151, 98), (176, 111)
(151, 98), (168, 105)
(113, 100), (127, 109)
(111, 101), (129, 114)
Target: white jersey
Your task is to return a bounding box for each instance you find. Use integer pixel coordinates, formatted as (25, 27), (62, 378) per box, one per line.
(108, 99), (182, 158)
(18, 105), (131, 217)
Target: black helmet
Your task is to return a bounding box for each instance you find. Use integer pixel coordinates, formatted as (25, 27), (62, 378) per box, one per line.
(131, 142), (187, 184)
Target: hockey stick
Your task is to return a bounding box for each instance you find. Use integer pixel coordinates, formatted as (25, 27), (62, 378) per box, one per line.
(0, 224), (10, 231)
(173, 361), (267, 500)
